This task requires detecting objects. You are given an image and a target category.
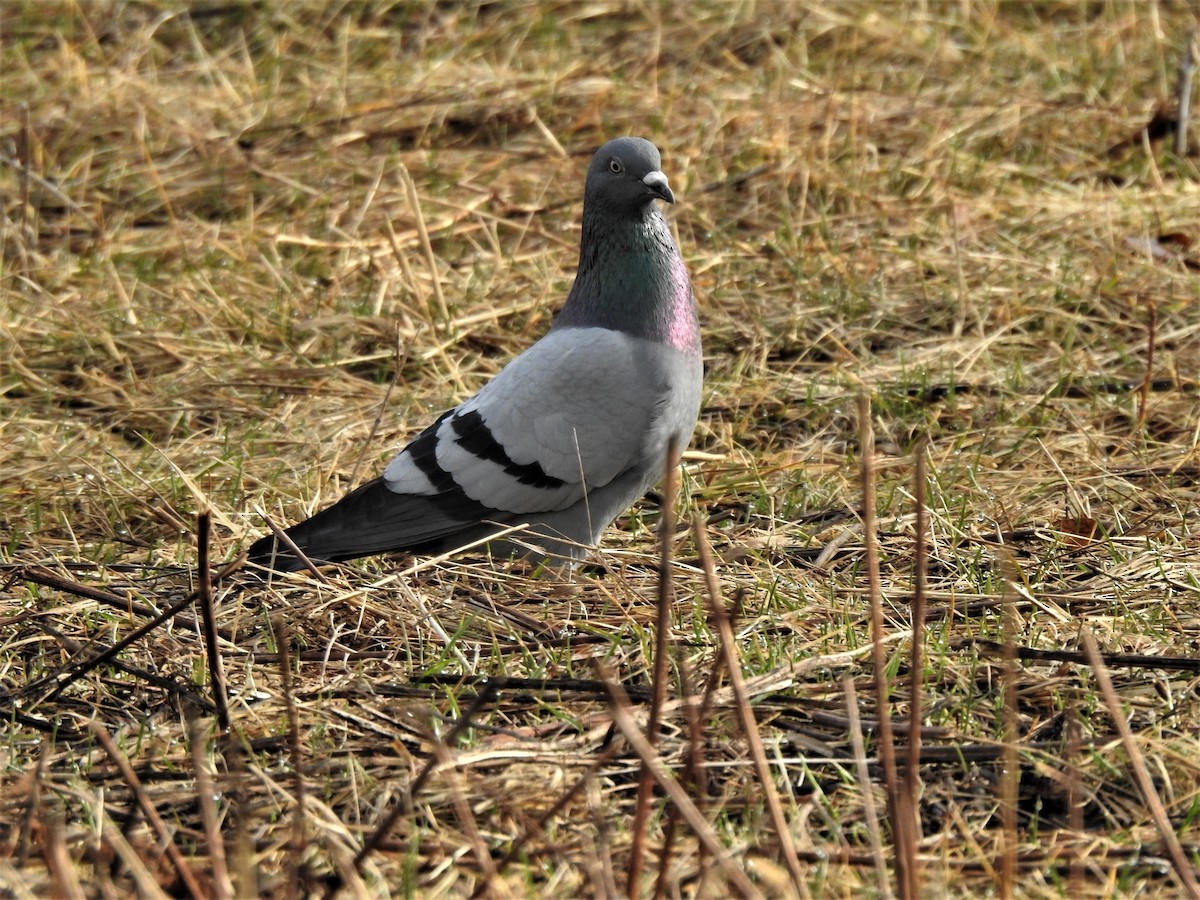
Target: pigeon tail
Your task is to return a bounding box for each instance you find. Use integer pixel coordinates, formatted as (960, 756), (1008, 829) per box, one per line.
(247, 477), (507, 572)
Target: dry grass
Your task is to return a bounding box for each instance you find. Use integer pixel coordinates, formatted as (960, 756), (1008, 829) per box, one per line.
(3, 1), (1200, 896)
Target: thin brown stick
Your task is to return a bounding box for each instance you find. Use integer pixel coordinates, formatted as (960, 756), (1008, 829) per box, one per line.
(383, 216), (423, 314)
(968, 640), (1200, 672)
(18, 564), (218, 636)
(844, 676), (893, 900)
(89, 721), (207, 899)
(222, 733), (258, 898)
(653, 806), (679, 900)
(273, 616), (307, 899)
(599, 665), (763, 900)
(627, 437), (680, 898)
(477, 743), (622, 899)
(338, 682), (499, 898)
(677, 647), (709, 812)
(18, 102), (31, 236)
(694, 518), (808, 897)
(1137, 299), (1157, 429)
(12, 743), (49, 863)
(38, 801), (84, 900)
(398, 162), (449, 324)
(692, 534), (738, 727)
(196, 511), (230, 733)
(904, 437), (927, 895)
(40, 588), (203, 704)
(587, 778), (621, 899)
(347, 324), (405, 490)
(29, 619), (204, 708)
(655, 648), (705, 900)
(858, 392), (912, 898)
(1080, 631), (1200, 898)
(188, 716), (233, 900)
(95, 809), (172, 899)
(652, 449), (681, 734)
(430, 737), (506, 896)
(998, 555), (1021, 900)
(0, 152), (100, 235)
(257, 513), (331, 583)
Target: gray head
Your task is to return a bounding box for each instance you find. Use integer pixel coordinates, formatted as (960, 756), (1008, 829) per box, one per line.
(583, 137), (675, 219)
(554, 137), (698, 354)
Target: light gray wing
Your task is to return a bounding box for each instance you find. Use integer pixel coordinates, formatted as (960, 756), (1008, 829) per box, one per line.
(382, 327), (690, 515)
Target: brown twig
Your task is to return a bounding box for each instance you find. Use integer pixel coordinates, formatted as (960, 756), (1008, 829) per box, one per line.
(257, 514), (331, 583)
(587, 778), (621, 898)
(1080, 631), (1200, 898)
(89, 721), (207, 899)
(677, 646), (709, 811)
(693, 541), (737, 725)
(187, 715), (233, 900)
(12, 743), (50, 863)
(196, 511), (230, 733)
(94, 809), (173, 899)
(655, 648), (705, 900)
(694, 517), (808, 897)
(18, 564), (223, 639)
(904, 437), (928, 894)
(273, 616), (308, 899)
(27, 619), (205, 710)
(969, 640), (1200, 672)
(398, 162), (449, 325)
(429, 737), (506, 896)
(844, 676), (893, 900)
(478, 744), (622, 898)
(858, 393), (913, 897)
(38, 800), (84, 900)
(696, 162), (776, 194)
(412, 673), (655, 699)
(339, 682), (499, 897)
(222, 732), (258, 898)
(1137, 299), (1158, 430)
(38, 588), (204, 704)
(427, 734), (501, 897)
(627, 437), (680, 898)
(599, 664), (763, 900)
(997, 552), (1022, 899)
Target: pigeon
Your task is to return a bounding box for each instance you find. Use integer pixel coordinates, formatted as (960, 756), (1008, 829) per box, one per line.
(247, 137), (702, 572)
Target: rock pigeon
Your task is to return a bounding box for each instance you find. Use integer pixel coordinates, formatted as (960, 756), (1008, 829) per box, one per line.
(247, 137), (702, 572)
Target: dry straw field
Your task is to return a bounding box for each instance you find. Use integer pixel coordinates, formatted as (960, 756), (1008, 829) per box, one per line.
(4, 1), (1200, 897)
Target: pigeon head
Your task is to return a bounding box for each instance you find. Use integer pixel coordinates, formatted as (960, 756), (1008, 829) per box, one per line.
(584, 137), (676, 217)
(555, 137), (700, 356)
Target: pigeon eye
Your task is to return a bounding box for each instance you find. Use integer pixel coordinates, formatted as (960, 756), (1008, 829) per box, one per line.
(608, 158), (623, 174)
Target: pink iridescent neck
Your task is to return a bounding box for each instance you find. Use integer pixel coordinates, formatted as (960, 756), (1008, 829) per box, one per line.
(663, 255), (701, 355)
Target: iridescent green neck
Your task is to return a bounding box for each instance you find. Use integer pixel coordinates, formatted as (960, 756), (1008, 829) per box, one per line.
(553, 206), (700, 356)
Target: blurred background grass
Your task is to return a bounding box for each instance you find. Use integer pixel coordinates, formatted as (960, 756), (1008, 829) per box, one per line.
(3, 2), (1200, 896)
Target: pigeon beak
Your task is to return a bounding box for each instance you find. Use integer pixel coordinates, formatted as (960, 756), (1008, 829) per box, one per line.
(643, 170), (675, 204)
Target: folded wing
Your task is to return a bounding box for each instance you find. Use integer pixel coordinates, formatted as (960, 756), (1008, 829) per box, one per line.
(249, 328), (675, 569)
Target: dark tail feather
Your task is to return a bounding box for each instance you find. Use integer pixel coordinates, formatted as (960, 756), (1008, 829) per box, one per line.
(247, 477), (500, 572)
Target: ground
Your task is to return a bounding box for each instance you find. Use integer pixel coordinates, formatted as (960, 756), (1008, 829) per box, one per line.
(2, 1), (1200, 897)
